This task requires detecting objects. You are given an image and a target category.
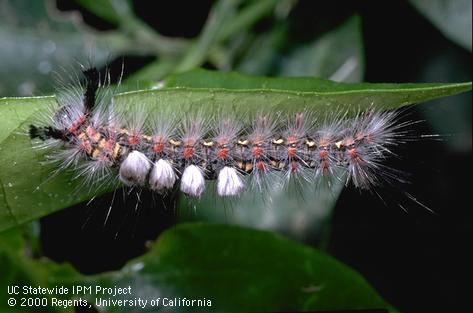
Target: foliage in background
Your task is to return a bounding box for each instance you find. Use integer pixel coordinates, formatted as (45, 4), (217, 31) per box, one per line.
(1, 223), (403, 313)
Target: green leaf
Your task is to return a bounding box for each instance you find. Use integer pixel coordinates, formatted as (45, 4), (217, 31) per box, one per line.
(0, 70), (471, 232)
(0, 0), (130, 96)
(218, 0), (281, 42)
(280, 15), (365, 82)
(175, 0), (240, 72)
(90, 223), (399, 313)
(0, 222), (398, 312)
(237, 23), (288, 75)
(0, 225), (80, 313)
(175, 0), (282, 73)
(75, 0), (134, 25)
(410, 0), (472, 51)
(164, 69), (471, 100)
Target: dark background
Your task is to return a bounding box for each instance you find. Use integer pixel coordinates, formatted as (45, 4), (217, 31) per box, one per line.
(41, 1), (472, 313)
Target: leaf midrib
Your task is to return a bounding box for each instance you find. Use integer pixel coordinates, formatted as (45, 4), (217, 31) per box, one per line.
(116, 82), (472, 97)
(2, 81), (470, 103)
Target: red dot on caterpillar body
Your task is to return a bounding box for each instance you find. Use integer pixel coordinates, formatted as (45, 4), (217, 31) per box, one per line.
(68, 116), (88, 134)
(153, 142), (165, 153)
(68, 125), (77, 134)
(104, 138), (115, 151)
(183, 147), (195, 159)
(128, 135), (139, 145)
(287, 147), (297, 157)
(319, 150), (329, 159)
(252, 146), (263, 157)
(348, 148), (358, 159)
(256, 161), (266, 171)
(218, 148), (229, 159)
(86, 126), (97, 137)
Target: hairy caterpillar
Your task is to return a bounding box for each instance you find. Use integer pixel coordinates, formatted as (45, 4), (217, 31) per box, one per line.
(29, 66), (418, 200)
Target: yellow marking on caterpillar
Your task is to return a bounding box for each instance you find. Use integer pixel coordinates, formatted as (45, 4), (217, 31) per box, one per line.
(98, 138), (107, 148)
(305, 139), (316, 148)
(91, 133), (102, 142)
(91, 148), (101, 158)
(236, 160), (253, 173)
(169, 139), (181, 146)
(245, 162), (253, 172)
(85, 144), (93, 155)
(113, 143), (120, 159)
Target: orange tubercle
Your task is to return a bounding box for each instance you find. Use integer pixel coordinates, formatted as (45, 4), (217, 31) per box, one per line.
(153, 142), (165, 153)
(252, 146), (263, 157)
(217, 148), (229, 159)
(128, 134), (139, 145)
(256, 161), (266, 171)
(183, 147), (195, 159)
(319, 150), (329, 159)
(287, 146), (297, 157)
(347, 148), (358, 159)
